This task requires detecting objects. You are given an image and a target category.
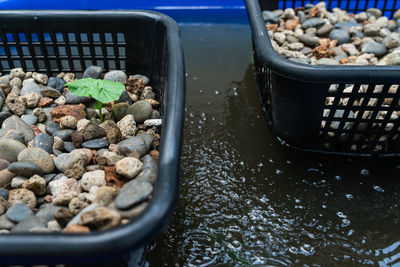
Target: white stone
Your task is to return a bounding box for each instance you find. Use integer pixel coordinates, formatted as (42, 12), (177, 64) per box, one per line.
(144, 119), (162, 127)
(117, 115), (137, 138)
(116, 157), (143, 179)
(79, 170), (105, 192)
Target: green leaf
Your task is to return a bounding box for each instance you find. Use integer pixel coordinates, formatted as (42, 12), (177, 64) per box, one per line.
(92, 80), (125, 103)
(66, 78), (125, 104)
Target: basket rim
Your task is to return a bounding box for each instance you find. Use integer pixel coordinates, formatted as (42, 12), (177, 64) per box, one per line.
(0, 10), (185, 263)
(245, 0), (400, 84)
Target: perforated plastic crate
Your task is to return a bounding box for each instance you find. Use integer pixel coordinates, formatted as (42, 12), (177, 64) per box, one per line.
(246, 0), (400, 156)
(0, 10), (185, 264)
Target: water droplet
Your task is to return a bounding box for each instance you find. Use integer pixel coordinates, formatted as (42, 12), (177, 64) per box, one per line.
(233, 92), (238, 96)
(295, 199), (301, 203)
(322, 204), (327, 209)
(214, 90), (220, 95)
(198, 89), (202, 93)
(189, 112), (195, 118)
(275, 169), (282, 174)
(342, 218), (351, 227)
(360, 169), (370, 176)
(345, 194), (354, 200)
(337, 211), (347, 218)
(335, 175), (342, 181)
(257, 162), (263, 167)
(373, 185), (385, 193)
(269, 158), (274, 163)
(347, 229), (355, 236)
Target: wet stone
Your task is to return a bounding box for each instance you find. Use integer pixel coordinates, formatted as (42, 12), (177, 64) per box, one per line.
(45, 122), (61, 136)
(115, 179), (153, 210)
(0, 139), (26, 162)
(64, 142), (75, 152)
(33, 133), (54, 154)
(361, 41), (387, 57)
(47, 77), (65, 92)
(302, 18), (326, 29)
(6, 203), (34, 223)
(21, 82), (41, 96)
(298, 34), (319, 47)
(0, 112), (11, 128)
(329, 29), (350, 45)
(21, 114), (38, 126)
(83, 66), (103, 79)
(82, 138), (108, 149)
(8, 162), (43, 177)
(0, 159), (9, 172)
(65, 91), (91, 104)
(11, 216), (46, 233)
(262, 10), (279, 23)
(52, 129), (75, 141)
(40, 86), (61, 98)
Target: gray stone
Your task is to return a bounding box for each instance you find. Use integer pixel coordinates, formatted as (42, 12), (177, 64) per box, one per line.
(11, 176), (26, 189)
(65, 91), (91, 104)
(302, 18), (326, 29)
(317, 23), (334, 36)
(0, 139), (26, 162)
(43, 173), (56, 183)
(112, 102), (130, 121)
(116, 90), (133, 105)
(52, 129), (75, 141)
(17, 147), (55, 174)
(0, 112), (11, 127)
(262, 10), (279, 23)
(54, 151), (87, 173)
(83, 123), (106, 141)
(388, 52), (400, 65)
(104, 71), (127, 83)
(127, 100), (153, 124)
(385, 34), (400, 49)
(83, 66), (103, 79)
(33, 133), (53, 154)
(11, 216), (46, 233)
(316, 58), (340, 65)
(45, 122), (61, 136)
(40, 86), (61, 98)
(367, 8), (382, 18)
(361, 41), (387, 57)
(66, 203), (99, 227)
(2, 115), (34, 143)
(134, 167), (157, 185)
(6, 203), (34, 223)
(335, 22), (361, 31)
(63, 142), (75, 152)
(20, 82), (41, 96)
(298, 34), (319, 47)
(0, 159), (9, 172)
(115, 179), (153, 210)
(117, 134), (153, 157)
(8, 162), (43, 177)
(0, 215), (14, 230)
(0, 129), (25, 144)
(364, 23), (381, 36)
(36, 204), (62, 222)
(21, 114), (38, 126)
(82, 138), (108, 149)
(47, 77), (65, 93)
(0, 75), (10, 86)
(329, 29), (350, 45)
(0, 189), (7, 200)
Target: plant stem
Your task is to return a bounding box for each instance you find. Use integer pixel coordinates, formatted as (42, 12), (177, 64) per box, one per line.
(96, 100), (103, 122)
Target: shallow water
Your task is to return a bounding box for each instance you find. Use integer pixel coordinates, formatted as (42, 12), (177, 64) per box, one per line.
(148, 24), (400, 266)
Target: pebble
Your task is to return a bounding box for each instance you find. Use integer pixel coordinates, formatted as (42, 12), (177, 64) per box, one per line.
(385, 34), (400, 48)
(63, 73), (75, 83)
(317, 23), (334, 36)
(54, 152), (86, 173)
(77, 119), (91, 132)
(316, 58), (340, 65)
(20, 114), (38, 126)
(82, 138), (109, 149)
(17, 147), (55, 174)
(60, 115), (78, 129)
(115, 179), (153, 210)
(117, 134), (153, 157)
(5, 93), (26, 116)
(80, 206), (120, 231)
(49, 177), (82, 206)
(388, 52), (400, 65)
(21, 92), (41, 108)
(8, 162), (43, 177)
(66, 203), (99, 227)
(302, 18), (325, 29)
(11, 176), (27, 188)
(21, 82), (41, 96)
(0, 112), (11, 128)
(0, 215), (15, 230)
(83, 123), (106, 141)
(367, 8), (382, 18)
(361, 41), (387, 57)
(116, 90), (133, 105)
(93, 186), (117, 206)
(0, 138), (26, 162)
(127, 100), (153, 124)
(329, 29), (350, 45)
(1, 115), (35, 143)
(114, 202), (148, 220)
(36, 204), (62, 222)
(0, 159), (9, 172)
(144, 119), (162, 127)
(33, 133), (54, 154)
(140, 87), (155, 100)
(117, 115), (137, 138)
(64, 91), (91, 104)
(40, 86), (61, 98)
(83, 66), (103, 79)
(63, 142), (75, 152)
(115, 157), (143, 179)
(298, 34), (319, 47)
(262, 10), (279, 23)
(112, 102), (130, 121)
(11, 216), (46, 233)
(33, 107), (47, 123)
(10, 68), (25, 79)
(106, 127), (122, 144)
(23, 175), (46, 195)
(6, 203), (34, 223)
(54, 208), (74, 227)
(104, 70), (127, 83)
(52, 129), (75, 141)
(50, 104), (86, 123)
(33, 73), (48, 85)
(47, 77), (65, 92)
(7, 188), (36, 209)
(68, 197), (88, 215)
(0, 196), (5, 215)
(80, 170), (106, 192)
(0, 169), (16, 188)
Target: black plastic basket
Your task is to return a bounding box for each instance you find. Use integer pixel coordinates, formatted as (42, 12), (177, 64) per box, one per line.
(0, 10), (185, 264)
(246, 0), (400, 156)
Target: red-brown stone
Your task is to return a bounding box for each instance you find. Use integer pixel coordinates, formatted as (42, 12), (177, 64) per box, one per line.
(50, 104), (86, 123)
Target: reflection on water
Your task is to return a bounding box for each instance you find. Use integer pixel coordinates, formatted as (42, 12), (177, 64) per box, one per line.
(148, 25), (400, 266)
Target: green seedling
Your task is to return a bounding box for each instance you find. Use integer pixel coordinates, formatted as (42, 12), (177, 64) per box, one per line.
(66, 78), (125, 122)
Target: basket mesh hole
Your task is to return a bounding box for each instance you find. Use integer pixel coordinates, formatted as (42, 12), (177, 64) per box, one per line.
(373, 85), (384, 93)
